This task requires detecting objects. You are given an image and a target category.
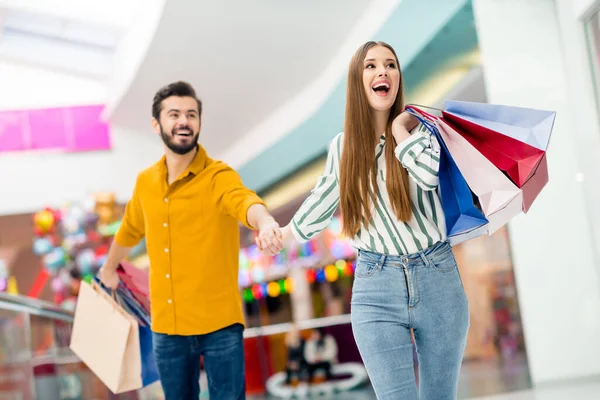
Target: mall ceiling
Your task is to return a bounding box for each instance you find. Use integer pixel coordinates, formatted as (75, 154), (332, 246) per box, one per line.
(105, 0), (384, 156)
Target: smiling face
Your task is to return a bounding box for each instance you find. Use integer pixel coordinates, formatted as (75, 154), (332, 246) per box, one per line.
(361, 45), (401, 113)
(152, 95), (201, 155)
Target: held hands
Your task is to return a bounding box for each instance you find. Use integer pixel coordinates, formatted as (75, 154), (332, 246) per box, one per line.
(391, 111), (419, 143)
(255, 217), (284, 256)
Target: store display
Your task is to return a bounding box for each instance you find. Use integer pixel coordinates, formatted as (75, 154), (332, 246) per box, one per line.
(28, 193), (126, 308)
(239, 216), (356, 304)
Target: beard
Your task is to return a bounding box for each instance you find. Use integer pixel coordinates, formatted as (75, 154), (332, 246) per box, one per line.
(160, 124), (200, 155)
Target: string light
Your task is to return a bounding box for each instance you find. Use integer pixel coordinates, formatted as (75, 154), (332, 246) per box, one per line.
(325, 265), (339, 282)
(267, 282), (280, 297)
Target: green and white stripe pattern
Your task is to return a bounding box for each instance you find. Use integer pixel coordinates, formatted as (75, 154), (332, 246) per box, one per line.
(291, 123), (446, 256)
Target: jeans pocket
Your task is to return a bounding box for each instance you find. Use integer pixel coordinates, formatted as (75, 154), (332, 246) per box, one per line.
(431, 252), (458, 273)
(354, 260), (378, 278)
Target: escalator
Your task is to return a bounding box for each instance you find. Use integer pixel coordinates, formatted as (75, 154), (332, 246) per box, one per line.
(0, 292), (138, 400)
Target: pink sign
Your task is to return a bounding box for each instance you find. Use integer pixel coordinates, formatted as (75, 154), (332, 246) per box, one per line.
(0, 105), (111, 153)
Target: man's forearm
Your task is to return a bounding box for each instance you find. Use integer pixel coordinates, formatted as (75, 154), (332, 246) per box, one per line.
(103, 241), (134, 271)
(246, 203), (274, 230)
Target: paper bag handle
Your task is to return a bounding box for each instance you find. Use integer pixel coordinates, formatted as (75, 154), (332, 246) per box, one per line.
(406, 104), (441, 120)
(90, 280), (130, 319)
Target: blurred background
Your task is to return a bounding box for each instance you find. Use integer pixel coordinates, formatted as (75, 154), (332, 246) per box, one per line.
(1, 0), (600, 399)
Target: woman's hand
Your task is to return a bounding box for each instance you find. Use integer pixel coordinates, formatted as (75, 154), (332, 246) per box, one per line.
(256, 224), (297, 255)
(391, 112), (419, 143)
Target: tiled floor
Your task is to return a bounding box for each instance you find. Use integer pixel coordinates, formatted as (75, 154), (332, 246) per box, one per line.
(139, 354), (600, 399)
(470, 379), (600, 400)
(248, 355), (533, 400)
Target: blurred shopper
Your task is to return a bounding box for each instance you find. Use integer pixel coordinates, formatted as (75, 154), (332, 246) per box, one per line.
(284, 323), (305, 385)
(303, 328), (338, 383)
(274, 42), (469, 399)
(99, 81), (283, 400)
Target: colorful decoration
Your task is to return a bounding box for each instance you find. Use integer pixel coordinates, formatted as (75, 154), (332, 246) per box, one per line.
(237, 216), (356, 288)
(28, 269), (50, 298)
(29, 193), (127, 306)
(325, 265), (339, 282)
(284, 277), (294, 294)
(94, 192), (119, 225)
(7, 276), (18, 295)
(33, 237), (54, 255)
(267, 282), (280, 297)
(33, 208), (59, 236)
(0, 260), (8, 292)
(239, 258), (356, 303)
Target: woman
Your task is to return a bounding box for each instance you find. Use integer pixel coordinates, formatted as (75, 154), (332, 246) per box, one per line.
(267, 41), (470, 399)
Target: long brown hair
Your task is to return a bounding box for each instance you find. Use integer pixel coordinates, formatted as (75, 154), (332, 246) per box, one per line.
(340, 41), (412, 237)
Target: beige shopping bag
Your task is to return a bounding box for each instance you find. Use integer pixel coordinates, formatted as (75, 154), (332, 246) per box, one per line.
(70, 280), (142, 393)
(437, 119), (523, 234)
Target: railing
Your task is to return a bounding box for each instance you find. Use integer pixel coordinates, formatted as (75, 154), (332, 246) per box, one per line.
(0, 293), (356, 399)
(244, 314), (352, 338)
(0, 293), (137, 400)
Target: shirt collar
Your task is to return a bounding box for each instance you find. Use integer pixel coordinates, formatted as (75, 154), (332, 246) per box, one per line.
(159, 144), (208, 180)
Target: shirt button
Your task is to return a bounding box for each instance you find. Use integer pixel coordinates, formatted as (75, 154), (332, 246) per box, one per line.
(164, 198), (168, 202)
(167, 299), (172, 304)
(166, 274), (170, 279)
(164, 248), (169, 253)
(163, 223), (168, 227)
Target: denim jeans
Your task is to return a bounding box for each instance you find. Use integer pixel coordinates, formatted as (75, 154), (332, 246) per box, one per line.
(351, 241), (469, 399)
(152, 323), (245, 400)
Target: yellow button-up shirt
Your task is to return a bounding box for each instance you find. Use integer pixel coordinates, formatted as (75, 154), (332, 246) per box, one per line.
(115, 146), (265, 335)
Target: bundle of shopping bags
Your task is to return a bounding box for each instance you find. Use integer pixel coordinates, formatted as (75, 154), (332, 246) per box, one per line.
(70, 262), (157, 394)
(405, 101), (555, 245)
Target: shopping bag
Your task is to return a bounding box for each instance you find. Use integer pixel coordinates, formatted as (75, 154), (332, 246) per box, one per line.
(444, 100), (554, 150)
(98, 278), (159, 387)
(436, 119), (523, 234)
(70, 280), (142, 393)
(115, 280), (151, 327)
(442, 100), (554, 212)
(405, 106), (488, 245)
(138, 324), (160, 386)
(117, 261), (150, 314)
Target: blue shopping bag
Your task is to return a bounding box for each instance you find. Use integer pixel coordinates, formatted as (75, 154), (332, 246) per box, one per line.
(137, 323), (160, 386)
(94, 278), (160, 387)
(405, 106), (489, 245)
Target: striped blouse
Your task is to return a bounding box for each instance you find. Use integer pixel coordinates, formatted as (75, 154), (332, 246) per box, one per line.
(290, 123), (447, 256)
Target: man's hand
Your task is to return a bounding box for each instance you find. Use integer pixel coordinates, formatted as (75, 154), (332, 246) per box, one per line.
(98, 266), (120, 290)
(255, 217), (283, 256)
(391, 111), (419, 143)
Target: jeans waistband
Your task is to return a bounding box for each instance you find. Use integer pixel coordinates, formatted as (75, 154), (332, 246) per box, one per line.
(357, 240), (451, 267)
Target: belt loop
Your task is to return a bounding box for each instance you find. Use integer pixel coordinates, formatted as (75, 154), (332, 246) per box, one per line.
(377, 254), (387, 270)
(418, 250), (431, 268)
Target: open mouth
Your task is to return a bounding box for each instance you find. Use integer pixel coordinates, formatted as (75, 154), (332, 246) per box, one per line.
(372, 82), (390, 96)
(174, 130), (192, 137)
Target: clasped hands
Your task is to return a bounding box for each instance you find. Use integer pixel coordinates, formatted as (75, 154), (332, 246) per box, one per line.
(255, 217), (291, 256)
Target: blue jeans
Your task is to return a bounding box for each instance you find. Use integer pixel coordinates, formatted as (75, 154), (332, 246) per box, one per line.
(152, 323), (245, 400)
(351, 241), (469, 399)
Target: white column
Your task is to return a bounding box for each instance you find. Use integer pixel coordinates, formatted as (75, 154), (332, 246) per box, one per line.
(289, 267), (314, 322)
(473, 0), (600, 385)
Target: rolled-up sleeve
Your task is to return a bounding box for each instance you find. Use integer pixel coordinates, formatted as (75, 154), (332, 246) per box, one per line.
(211, 162), (266, 229)
(395, 123), (440, 191)
(115, 176), (146, 247)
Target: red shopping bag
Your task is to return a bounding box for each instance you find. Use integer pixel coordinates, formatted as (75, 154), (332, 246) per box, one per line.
(442, 107), (550, 213)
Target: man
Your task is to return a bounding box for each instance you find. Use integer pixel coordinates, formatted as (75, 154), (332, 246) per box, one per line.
(99, 81), (283, 400)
